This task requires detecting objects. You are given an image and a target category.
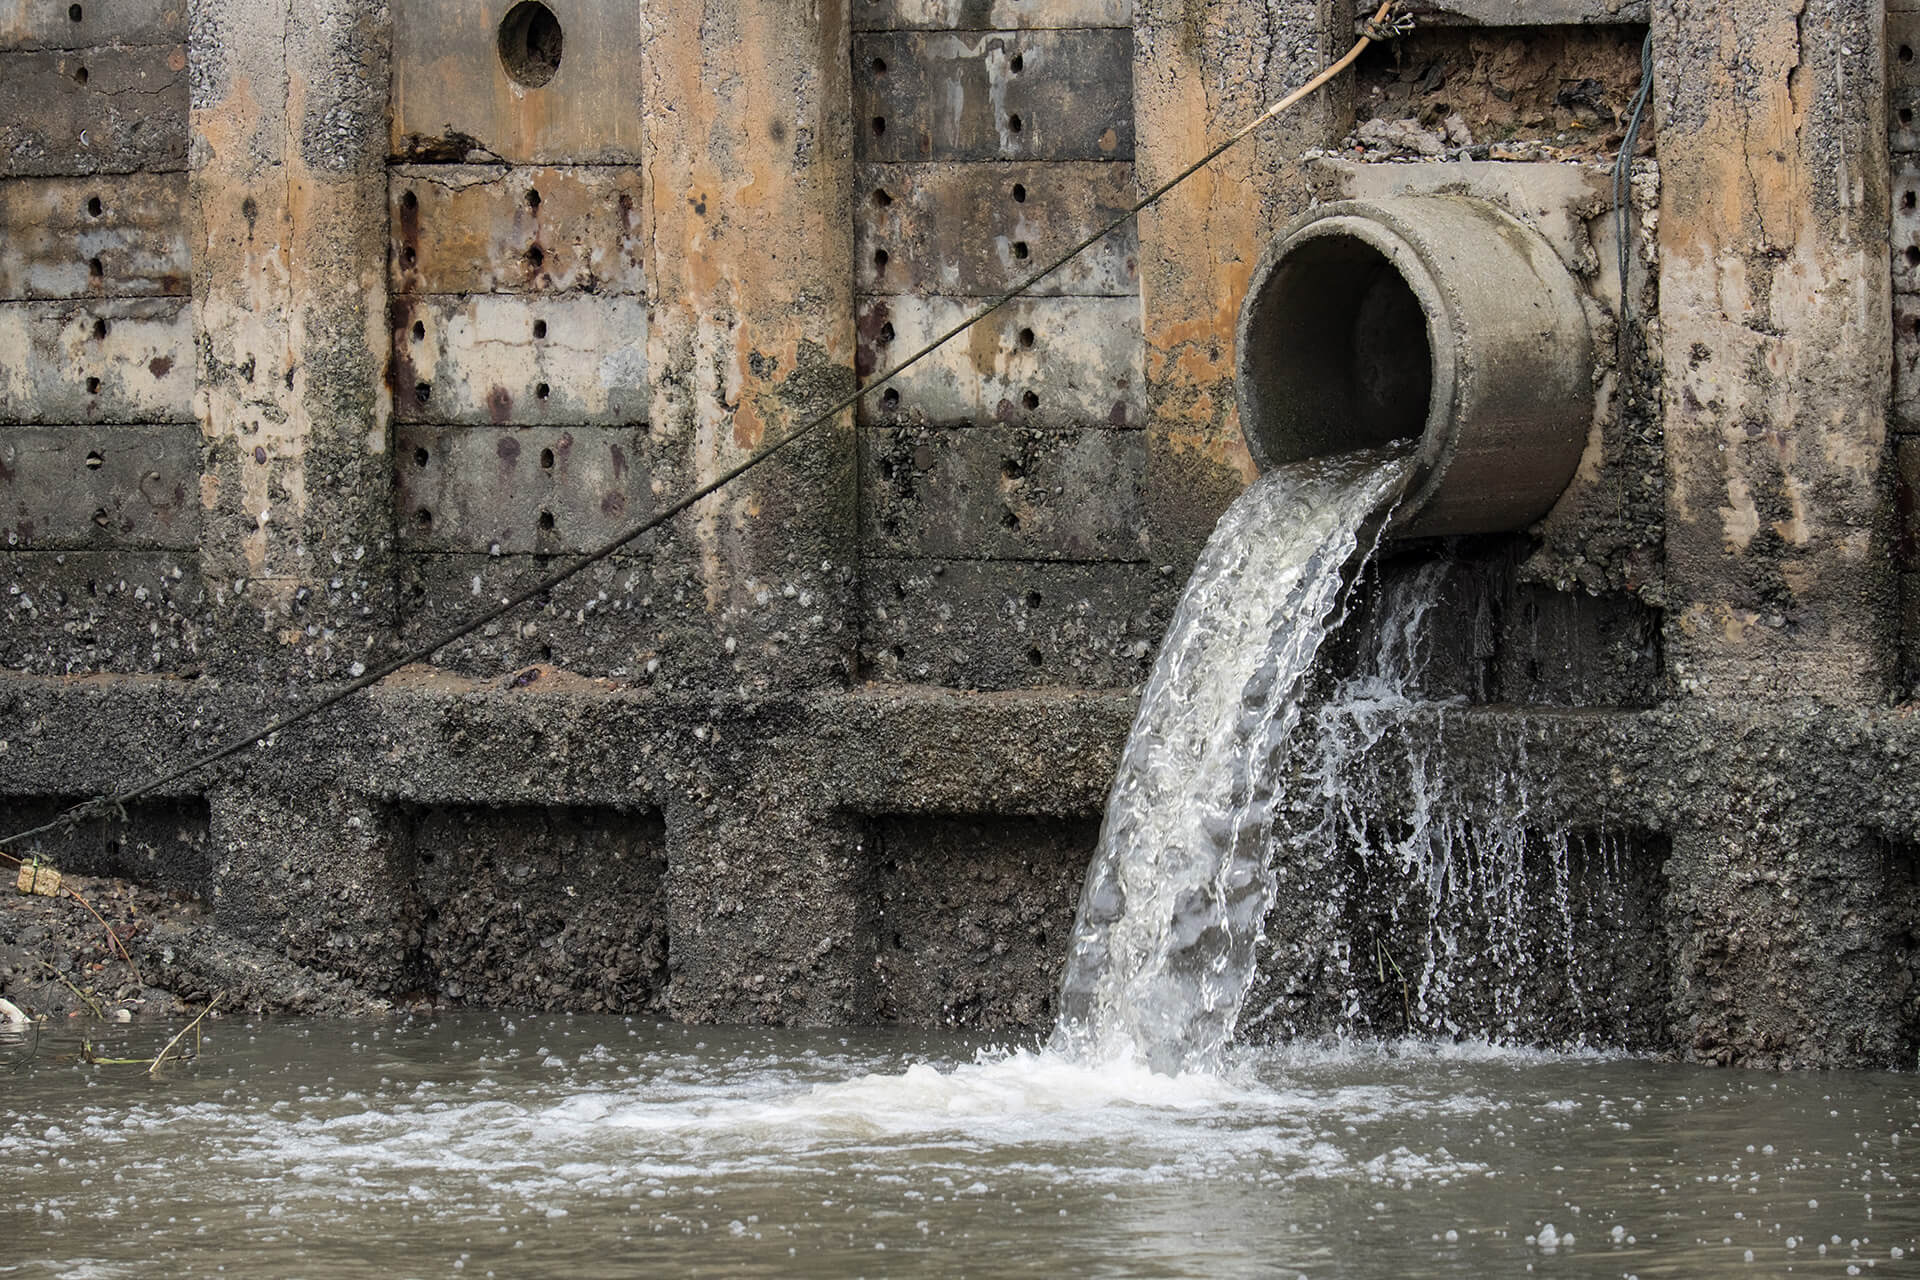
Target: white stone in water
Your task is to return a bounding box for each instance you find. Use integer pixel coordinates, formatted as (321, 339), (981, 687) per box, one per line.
(1052, 447), (1415, 1072)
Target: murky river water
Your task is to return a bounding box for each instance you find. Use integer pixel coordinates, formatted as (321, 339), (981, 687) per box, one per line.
(2, 1015), (1915, 1277)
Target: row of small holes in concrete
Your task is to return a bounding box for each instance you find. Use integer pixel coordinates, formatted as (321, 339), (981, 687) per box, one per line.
(406, 318), (549, 342)
(411, 444), (561, 470)
(411, 379), (551, 404)
(867, 52), (1028, 141)
(413, 507), (559, 532)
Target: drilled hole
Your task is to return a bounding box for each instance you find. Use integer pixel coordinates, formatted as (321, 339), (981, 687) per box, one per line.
(86, 195), (102, 217)
(872, 116), (887, 137)
(871, 56), (887, 74)
(74, 65), (88, 85)
(526, 188), (541, 210)
(85, 450), (104, 470)
(1001, 458), (1023, 479)
(532, 318), (548, 339)
(1906, 108), (1917, 126)
(88, 256), (103, 279)
(1012, 241), (1029, 259)
(414, 446), (430, 466)
(1907, 246), (1920, 268)
(1008, 113), (1022, 133)
(1904, 45), (1915, 63)
(415, 507), (433, 528)
(85, 376), (100, 395)
(498, 1), (564, 88)
(540, 447), (555, 469)
(1021, 390), (1039, 410)
(1011, 182), (1027, 203)
(873, 248), (889, 270)
(93, 318), (108, 340)
(1009, 52), (1023, 72)
(527, 243), (545, 268)
(400, 190), (418, 211)
(69, 3), (82, 20)
(880, 387), (900, 409)
(889, 644), (906, 660)
(872, 188), (893, 207)
(411, 320), (425, 341)
(1026, 646), (1043, 667)
(1906, 190), (1917, 211)
(401, 247), (417, 267)
(1000, 510), (1020, 530)
(536, 382), (550, 400)
(1024, 590), (1042, 608)
(878, 322), (895, 343)
(538, 510), (556, 530)
(1018, 326), (1035, 348)
(92, 508), (109, 528)
(415, 381), (432, 403)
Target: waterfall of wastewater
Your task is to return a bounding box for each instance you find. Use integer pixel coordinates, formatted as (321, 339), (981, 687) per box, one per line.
(1052, 445), (1418, 1073)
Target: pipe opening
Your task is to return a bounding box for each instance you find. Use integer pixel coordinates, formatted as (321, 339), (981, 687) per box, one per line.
(1239, 237), (1432, 468)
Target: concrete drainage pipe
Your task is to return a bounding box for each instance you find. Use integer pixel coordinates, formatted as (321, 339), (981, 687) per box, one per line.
(1234, 195), (1594, 537)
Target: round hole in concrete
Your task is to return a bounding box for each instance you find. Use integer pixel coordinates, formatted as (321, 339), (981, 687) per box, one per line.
(74, 65), (88, 85)
(411, 320), (425, 341)
(538, 510), (556, 530)
(1239, 232), (1432, 465)
(873, 248), (889, 270)
(1018, 327), (1034, 348)
(85, 376), (100, 395)
(1011, 183), (1026, 203)
(872, 116), (887, 137)
(1904, 44), (1915, 63)
(69, 4), (82, 20)
(526, 243), (544, 269)
(1026, 646), (1043, 667)
(1008, 113), (1023, 133)
(415, 507), (433, 528)
(1908, 190), (1917, 210)
(1012, 241), (1029, 259)
(498, 2), (564, 88)
(880, 388), (900, 409)
(535, 382), (550, 400)
(533, 319), (548, 340)
(1908, 246), (1920, 268)
(526, 188), (541, 210)
(540, 447), (555, 469)
(878, 322), (894, 344)
(1024, 590), (1042, 608)
(415, 381), (432, 403)
(86, 195), (102, 217)
(871, 57), (887, 74)
(872, 188), (892, 207)
(88, 256), (102, 278)
(1021, 390), (1039, 410)
(414, 446), (429, 466)
(86, 450), (104, 470)
(93, 318), (108, 340)
(1010, 53), (1024, 72)
(92, 508), (109, 527)
(400, 190), (418, 211)
(1001, 509), (1021, 529)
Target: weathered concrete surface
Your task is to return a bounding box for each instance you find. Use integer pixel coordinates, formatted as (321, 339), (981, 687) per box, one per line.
(0, 45), (189, 177)
(855, 161), (1139, 297)
(0, 299), (193, 423)
(388, 164), (646, 296)
(391, 0), (644, 163)
(856, 0), (1131, 32)
(395, 423), (654, 553)
(856, 295), (1143, 426)
(0, 174), (190, 299)
(190, 0), (395, 680)
(390, 295), (648, 426)
(0, 0), (185, 49)
(0, 423), (200, 549)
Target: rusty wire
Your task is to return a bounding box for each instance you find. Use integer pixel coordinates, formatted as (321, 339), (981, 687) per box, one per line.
(0, 1), (1407, 854)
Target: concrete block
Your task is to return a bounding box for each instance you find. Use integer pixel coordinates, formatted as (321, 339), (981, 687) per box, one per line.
(858, 558), (1163, 689)
(389, 165), (645, 296)
(859, 424), (1146, 560)
(1898, 438), (1920, 571)
(391, 294), (648, 426)
(1896, 156), (1920, 293)
(0, 47), (187, 177)
(856, 295), (1142, 427)
(1893, 15), (1920, 150)
(1896, 295), (1920, 430)
(0, 174), (189, 300)
(856, 161), (1136, 297)
(867, 813), (1094, 1030)
(0, 796), (209, 901)
(391, 0), (643, 164)
(0, 0), (184, 49)
(394, 423), (652, 553)
(406, 802), (669, 1013)
(1355, 0), (1649, 23)
(0, 549), (206, 674)
(855, 0), (1130, 31)
(0, 423), (199, 550)
(854, 29), (1133, 163)
(0, 298), (192, 423)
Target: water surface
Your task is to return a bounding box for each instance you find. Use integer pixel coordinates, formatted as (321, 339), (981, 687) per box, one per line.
(4, 1016), (1915, 1277)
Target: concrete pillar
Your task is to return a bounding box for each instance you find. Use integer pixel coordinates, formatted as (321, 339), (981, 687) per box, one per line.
(189, 0), (395, 682)
(1132, 0), (1349, 564)
(641, 0), (859, 693)
(1653, 0), (1907, 1065)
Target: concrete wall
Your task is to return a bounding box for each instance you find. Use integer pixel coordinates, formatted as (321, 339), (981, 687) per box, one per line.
(2, 0), (1917, 1065)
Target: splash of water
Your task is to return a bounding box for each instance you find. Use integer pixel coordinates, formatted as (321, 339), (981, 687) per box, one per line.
(1053, 447), (1417, 1073)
